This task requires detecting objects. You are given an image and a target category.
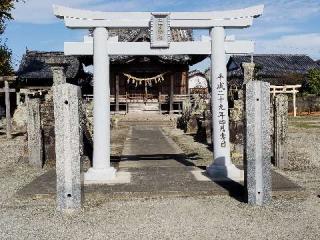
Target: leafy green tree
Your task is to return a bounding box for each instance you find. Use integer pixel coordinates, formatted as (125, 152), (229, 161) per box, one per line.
(0, 39), (13, 75)
(307, 69), (320, 95)
(0, 0), (21, 75)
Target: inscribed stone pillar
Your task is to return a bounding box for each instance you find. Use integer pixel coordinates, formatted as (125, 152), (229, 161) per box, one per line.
(242, 62), (255, 84)
(50, 65), (67, 86)
(27, 97), (43, 168)
(274, 94), (288, 169)
(53, 83), (83, 212)
(207, 26), (242, 180)
(244, 81), (272, 205)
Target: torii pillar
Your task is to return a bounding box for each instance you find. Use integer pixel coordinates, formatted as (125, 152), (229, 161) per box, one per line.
(84, 27), (116, 183)
(206, 27), (242, 180)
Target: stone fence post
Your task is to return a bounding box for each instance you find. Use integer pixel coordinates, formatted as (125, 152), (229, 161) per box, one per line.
(273, 94), (288, 169)
(27, 97), (43, 168)
(244, 81), (271, 205)
(53, 83), (83, 213)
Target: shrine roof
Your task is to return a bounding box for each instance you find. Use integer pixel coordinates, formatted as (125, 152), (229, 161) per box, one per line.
(108, 28), (193, 42)
(227, 54), (320, 86)
(188, 70), (206, 78)
(227, 54), (320, 77)
(17, 51), (83, 79)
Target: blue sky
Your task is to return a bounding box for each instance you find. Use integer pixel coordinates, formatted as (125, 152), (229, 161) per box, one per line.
(3, 0), (320, 71)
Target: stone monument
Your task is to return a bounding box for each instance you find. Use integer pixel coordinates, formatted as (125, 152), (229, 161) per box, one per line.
(53, 83), (83, 212)
(244, 81), (272, 205)
(273, 94), (288, 169)
(27, 97), (43, 168)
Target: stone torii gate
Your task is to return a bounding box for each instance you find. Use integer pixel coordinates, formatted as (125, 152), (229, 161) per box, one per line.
(53, 5), (264, 183)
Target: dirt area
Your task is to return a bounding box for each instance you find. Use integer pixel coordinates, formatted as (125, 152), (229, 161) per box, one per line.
(0, 116), (320, 239)
(163, 116), (320, 191)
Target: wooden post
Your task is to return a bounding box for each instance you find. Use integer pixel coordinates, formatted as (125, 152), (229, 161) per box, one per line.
(5, 81), (12, 139)
(293, 89), (297, 117)
(272, 87), (276, 99)
(16, 92), (21, 106)
(115, 74), (119, 113)
(169, 74), (174, 114)
(158, 91), (162, 114)
(125, 92), (128, 113)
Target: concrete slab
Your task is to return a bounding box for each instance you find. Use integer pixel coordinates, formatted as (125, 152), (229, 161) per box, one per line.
(121, 126), (183, 157)
(191, 170), (245, 182)
(84, 171), (131, 185)
(15, 125), (303, 202)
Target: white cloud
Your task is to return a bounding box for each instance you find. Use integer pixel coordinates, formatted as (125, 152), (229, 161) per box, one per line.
(256, 33), (320, 59)
(261, 0), (320, 23)
(12, 0), (180, 24)
(232, 25), (299, 39)
(13, 0), (88, 24)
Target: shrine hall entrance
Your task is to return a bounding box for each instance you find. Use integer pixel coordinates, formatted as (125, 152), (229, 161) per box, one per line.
(126, 72), (162, 102)
(110, 69), (189, 114)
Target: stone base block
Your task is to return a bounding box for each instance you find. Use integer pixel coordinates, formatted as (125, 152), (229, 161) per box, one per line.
(206, 164), (243, 182)
(84, 167), (117, 184)
(84, 170), (131, 185)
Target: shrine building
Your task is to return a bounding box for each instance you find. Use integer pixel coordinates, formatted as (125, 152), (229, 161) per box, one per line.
(16, 29), (206, 114)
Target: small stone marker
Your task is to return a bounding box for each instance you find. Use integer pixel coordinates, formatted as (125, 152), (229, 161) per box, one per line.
(50, 64), (67, 86)
(242, 62), (255, 84)
(53, 83), (83, 212)
(27, 97), (43, 168)
(244, 81), (272, 205)
(274, 94), (288, 169)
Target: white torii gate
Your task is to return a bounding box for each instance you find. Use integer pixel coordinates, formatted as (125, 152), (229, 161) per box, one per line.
(53, 5), (264, 183)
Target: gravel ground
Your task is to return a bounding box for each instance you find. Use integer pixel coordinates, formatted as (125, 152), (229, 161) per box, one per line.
(0, 195), (320, 240)
(1, 117), (320, 239)
(0, 135), (47, 204)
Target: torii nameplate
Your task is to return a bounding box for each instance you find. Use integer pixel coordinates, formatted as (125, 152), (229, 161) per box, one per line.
(150, 13), (170, 48)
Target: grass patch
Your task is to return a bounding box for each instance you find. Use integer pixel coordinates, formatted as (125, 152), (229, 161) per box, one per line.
(291, 122), (320, 129)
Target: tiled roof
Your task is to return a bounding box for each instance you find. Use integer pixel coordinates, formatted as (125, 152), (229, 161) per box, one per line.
(227, 54), (319, 78)
(17, 51), (82, 79)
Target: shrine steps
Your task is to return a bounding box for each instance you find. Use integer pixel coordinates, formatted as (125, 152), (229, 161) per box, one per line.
(127, 102), (160, 113)
(117, 113), (177, 127)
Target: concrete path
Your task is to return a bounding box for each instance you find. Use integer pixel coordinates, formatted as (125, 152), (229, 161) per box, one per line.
(120, 126), (186, 167)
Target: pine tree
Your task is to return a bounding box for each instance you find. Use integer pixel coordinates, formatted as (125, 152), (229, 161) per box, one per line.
(0, 0), (21, 75)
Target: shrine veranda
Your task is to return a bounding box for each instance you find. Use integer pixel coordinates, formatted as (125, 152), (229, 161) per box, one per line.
(53, 4), (264, 183)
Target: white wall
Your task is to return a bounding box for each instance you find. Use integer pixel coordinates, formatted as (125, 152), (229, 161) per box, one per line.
(189, 75), (208, 89)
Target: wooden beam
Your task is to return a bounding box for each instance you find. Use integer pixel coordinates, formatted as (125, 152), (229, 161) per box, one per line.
(0, 89), (15, 93)
(64, 40), (254, 56)
(54, 5), (264, 21)
(0, 76), (17, 82)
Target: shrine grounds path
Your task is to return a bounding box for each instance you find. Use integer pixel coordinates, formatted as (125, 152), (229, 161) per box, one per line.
(0, 116), (320, 239)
